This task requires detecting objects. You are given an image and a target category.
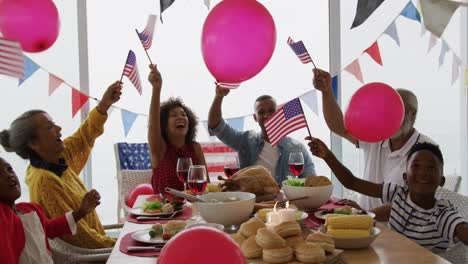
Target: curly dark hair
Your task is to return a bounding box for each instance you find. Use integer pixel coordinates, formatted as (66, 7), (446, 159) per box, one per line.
(407, 142), (444, 166)
(160, 97), (198, 144)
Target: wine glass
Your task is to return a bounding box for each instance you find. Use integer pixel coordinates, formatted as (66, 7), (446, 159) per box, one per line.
(176, 157), (193, 192)
(288, 152), (304, 178)
(187, 165), (208, 196)
(224, 155), (240, 178)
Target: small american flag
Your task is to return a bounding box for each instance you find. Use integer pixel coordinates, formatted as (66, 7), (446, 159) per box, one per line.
(0, 38), (24, 79)
(265, 98), (308, 146)
(137, 15), (157, 50)
(287, 37), (313, 64)
(217, 82), (241, 89)
(123, 50), (142, 94)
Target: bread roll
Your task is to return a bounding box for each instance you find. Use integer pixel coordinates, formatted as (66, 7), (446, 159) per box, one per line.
(255, 228), (286, 249)
(304, 175), (332, 187)
(239, 217), (266, 237)
(165, 220), (186, 234)
(273, 221), (301, 238)
(306, 232), (335, 253)
(262, 247), (293, 264)
(295, 242), (326, 263)
(241, 235), (262, 259)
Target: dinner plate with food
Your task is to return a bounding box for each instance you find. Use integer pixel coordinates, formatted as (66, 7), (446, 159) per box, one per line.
(314, 206), (376, 220)
(129, 199), (184, 216)
(131, 220), (187, 244)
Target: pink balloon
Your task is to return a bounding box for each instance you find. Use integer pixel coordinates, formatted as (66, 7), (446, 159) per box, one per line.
(158, 227), (246, 264)
(126, 184), (154, 208)
(344, 83), (404, 143)
(202, 0), (276, 86)
(0, 0), (60, 52)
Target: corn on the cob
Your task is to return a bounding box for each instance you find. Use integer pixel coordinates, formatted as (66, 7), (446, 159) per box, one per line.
(325, 215), (373, 230)
(327, 228), (371, 238)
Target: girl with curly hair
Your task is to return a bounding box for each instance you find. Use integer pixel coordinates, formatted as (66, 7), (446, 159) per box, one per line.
(147, 64), (208, 194)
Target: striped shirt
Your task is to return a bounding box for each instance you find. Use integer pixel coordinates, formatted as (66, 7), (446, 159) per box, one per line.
(382, 182), (466, 252)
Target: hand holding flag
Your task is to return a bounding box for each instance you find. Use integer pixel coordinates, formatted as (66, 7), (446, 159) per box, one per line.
(287, 37), (317, 68)
(264, 98), (311, 146)
(121, 50), (143, 95)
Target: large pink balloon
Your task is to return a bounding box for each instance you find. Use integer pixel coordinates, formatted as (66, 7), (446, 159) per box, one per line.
(126, 184), (154, 208)
(202, 0), (276, 86)
(158, 227), (246, 264)
(344, 83), (404, 143)
(0, 0), (60, 52)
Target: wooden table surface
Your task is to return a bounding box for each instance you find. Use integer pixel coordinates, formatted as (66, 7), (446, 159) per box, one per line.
(107, 195), (450, 264)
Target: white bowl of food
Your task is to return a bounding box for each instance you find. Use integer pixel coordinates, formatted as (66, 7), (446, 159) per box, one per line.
(196, 192), (256, 226)
(318, 226), (380, 249)
(282, 176), (333, 210)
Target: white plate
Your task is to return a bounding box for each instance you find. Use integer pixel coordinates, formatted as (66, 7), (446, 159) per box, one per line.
(314, 209), (376, 220)
(131, 229), (167, 244)
(254, 211), (308, 222)
(128, 207), (183, 216)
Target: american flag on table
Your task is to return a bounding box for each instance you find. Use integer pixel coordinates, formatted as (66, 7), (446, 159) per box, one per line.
(287, 37), (313, 64)
(122, 50), (142, 94)
(217, 82), (241, 89)
(0, 38), (24, 79)
(265, 98), (308, 146)
(137, 15), (157, 50)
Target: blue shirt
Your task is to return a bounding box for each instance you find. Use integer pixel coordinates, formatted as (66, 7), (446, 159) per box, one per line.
(209, 119), (316, 184)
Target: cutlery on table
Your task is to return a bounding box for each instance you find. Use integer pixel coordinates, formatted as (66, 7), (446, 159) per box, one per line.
(136, 211), (178, 221)
(127, 245), (164, 252)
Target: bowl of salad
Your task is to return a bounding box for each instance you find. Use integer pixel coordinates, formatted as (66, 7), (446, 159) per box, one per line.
(282, 176), (333, 210)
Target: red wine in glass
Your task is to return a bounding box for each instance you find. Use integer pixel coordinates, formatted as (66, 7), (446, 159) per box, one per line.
(177, 170), (189, 184)
(188, 180), (207, 195)
(289, 163), (304, 177)
(223, 167), (240, 178)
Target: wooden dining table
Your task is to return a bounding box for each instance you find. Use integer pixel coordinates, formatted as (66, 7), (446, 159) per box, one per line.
(107, 195), (450, 264)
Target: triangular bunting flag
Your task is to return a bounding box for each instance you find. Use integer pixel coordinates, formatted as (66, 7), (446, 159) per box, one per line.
(19, 56), (40, 85)
(332, 75), (339, 101)
(48, 74), (63, 95)
(401, 1), (421, 22)
(204, 0), (210, 10)
(301, 90), (319, 116)
(364, 41), (383, 66)
(226, 117), (244, 131)
(351, 0), (386, 29)
(451, 55), (460, 85)
(345, 59), (364, 84)
(384, 21), (400, 46)
(72, 89), (90, 118)
(420, 0), (460, 37)
(160, 0), (176, 23)
(428, 34), (437, 52)
(121, 109), (138, 137)
(439, 40), (449, 67)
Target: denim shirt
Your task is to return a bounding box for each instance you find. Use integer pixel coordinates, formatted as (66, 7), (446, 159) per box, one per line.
(209, 119), (316, 184)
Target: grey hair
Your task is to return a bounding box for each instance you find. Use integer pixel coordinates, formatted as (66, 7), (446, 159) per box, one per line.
(396, 88), (418, 115)
(0, 110), (46, 159)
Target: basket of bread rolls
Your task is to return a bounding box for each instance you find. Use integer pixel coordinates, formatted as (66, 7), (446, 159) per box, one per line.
(318, 214), (380, 249)
(282, 176), (334, 209)
(231, 217), (341, 263)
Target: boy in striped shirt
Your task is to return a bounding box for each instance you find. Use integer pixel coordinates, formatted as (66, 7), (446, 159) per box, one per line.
(306, 138), (468, 252)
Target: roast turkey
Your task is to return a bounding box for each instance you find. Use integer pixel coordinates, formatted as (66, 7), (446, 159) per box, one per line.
(218, 166), (280, 196)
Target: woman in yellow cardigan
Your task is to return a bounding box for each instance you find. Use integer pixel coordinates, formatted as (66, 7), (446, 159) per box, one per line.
(0, 81), (122, 249)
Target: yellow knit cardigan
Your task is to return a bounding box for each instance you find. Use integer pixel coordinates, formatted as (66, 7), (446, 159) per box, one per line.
(25, 108), (116, 249)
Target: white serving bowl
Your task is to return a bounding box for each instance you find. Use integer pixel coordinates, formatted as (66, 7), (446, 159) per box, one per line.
(318, 226), (381, 249)
(196, 192), (256, 226)
(282, 179), (333, 209)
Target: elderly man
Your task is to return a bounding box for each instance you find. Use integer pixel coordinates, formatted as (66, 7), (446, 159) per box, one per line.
(208, 86), (316, 184)
(313, 69), (435, 209)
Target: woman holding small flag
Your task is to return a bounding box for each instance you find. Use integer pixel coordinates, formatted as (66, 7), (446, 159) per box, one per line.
(147, 64), (208, 194)
(0, 81), (122, 249)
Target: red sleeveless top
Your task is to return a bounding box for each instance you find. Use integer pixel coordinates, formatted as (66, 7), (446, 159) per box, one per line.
(151, 143), (200, 194)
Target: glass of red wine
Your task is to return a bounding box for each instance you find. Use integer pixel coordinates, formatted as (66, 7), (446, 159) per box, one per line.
(288, 152), (304, 178)
(187, 165), (208, 196)
(176, 157), (193, 192)
(224, 155), (240, 178)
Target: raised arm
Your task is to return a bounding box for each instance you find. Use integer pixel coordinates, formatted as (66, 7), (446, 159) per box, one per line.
(313, 69), (357, 145)
(208, 85), (229, 129)
(306, 136), (382, 198)
(147, 64), (166, 168)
